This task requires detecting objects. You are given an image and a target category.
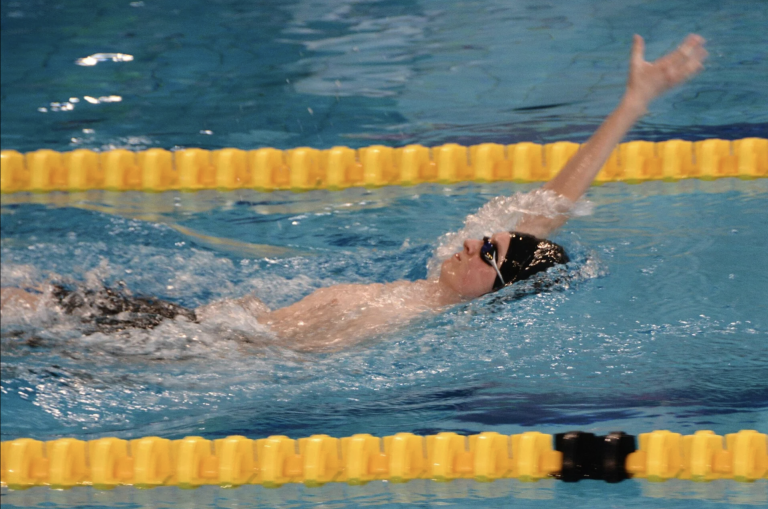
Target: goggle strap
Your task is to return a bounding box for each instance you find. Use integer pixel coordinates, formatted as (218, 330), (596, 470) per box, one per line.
(490, 253), (505, 287)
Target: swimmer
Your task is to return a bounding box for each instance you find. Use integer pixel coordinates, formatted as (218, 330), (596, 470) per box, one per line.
(1, 34), (708, 351)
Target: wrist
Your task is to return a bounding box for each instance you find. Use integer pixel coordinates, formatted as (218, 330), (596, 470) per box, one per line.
(620, 93), (649, 118)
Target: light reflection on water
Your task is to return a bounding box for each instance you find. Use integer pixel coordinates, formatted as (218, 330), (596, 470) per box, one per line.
(75, 53), (134, 66)
(2, 0), (765, 153)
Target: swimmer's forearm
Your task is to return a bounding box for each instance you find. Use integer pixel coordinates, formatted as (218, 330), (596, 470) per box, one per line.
(516, 96), (645, 237)
(542, 96), (645, 202)
(515, 98), (647, 238)
(516, 97), (645, 238)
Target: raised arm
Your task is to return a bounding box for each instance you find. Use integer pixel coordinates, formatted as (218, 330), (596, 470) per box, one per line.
(517, 34), (708, 238)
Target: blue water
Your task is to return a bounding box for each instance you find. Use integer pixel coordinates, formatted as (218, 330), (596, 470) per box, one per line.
(1, 0), (766, 152)
(2, 181), (767, 507)
(2, 0), (767, 507)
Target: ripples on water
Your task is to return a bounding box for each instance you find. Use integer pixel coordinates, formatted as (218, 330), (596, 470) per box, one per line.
(2, 0), (766, 152)
(2, 2), (767, 508)
(1, 180), (766, 443)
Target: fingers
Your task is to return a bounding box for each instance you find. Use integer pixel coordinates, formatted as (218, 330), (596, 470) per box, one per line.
(679, 34), (706, 55)
(679, 34), (708, 64)
(691, 41), (709, 66)
(653, 33), (708, 84)
(631, 34), (645, 66)
(677, 34), (708, 78)
(684, 49), (706, 76)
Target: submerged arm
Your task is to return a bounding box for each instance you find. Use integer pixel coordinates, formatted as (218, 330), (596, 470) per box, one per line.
(516, 34), (708, 238)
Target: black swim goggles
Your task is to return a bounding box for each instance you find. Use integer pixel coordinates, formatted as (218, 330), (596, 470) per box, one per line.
(480, 237), (505, 287)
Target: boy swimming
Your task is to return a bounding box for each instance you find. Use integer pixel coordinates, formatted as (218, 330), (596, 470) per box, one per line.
(1, 34), (708, 351)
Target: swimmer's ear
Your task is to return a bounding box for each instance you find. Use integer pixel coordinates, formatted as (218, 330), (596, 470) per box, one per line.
(631, 34), (645, 67)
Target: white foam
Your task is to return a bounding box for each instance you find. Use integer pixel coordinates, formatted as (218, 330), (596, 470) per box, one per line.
(427, 188), (594, 278)
(1, 251), (286, 361)
(0, 262), (41, 288)
(65, 298), (277, 361)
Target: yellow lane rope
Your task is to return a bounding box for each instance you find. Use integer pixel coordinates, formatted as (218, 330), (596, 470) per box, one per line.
(2, 138), (766, 194)
(1, 429), (766, 490)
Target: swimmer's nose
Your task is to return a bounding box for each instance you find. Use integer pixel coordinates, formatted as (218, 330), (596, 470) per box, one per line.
(464, 239), (482, 256)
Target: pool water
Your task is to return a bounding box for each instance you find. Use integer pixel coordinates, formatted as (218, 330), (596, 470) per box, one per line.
(2, 181), (767, 507)
(1, 0), (767, 507)
(1, 0), (766, 151)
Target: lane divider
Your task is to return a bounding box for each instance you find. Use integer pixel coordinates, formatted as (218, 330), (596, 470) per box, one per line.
(1, 138), (766, 193)
(1, 430), (765, 490)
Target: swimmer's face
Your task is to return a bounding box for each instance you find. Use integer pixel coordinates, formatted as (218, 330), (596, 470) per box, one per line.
(439, 232), (512, 299)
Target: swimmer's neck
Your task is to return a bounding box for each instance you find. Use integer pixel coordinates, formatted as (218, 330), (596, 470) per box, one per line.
(409, 278), (466, 308)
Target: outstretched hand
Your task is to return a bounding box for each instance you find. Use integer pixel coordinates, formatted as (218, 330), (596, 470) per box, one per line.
(520, 33), (709, 236)
(625, 34), (708, 113)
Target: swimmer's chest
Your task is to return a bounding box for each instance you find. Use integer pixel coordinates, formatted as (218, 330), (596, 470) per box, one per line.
(268, 282), (426, 349)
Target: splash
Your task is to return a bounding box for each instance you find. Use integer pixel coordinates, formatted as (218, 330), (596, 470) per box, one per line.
(427, 188), (594, 278)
